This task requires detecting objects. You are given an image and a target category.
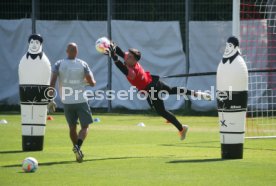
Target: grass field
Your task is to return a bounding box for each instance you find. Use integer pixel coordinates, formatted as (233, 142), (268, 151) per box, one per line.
(0, 112), (276, 186)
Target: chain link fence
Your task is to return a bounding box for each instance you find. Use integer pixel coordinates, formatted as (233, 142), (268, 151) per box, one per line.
(0, 0), (233, 111)
(0, 0), (232, 50)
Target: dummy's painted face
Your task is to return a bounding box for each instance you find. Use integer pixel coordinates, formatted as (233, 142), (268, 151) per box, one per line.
(28, 39), (42, 53)
(224, 42), (235, 56)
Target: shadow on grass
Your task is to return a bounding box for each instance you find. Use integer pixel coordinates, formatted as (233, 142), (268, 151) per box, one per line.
(40, 156), (142, 166)
(160, 142), (220, 150)
(2, 156), (145, 168)
(167, 158), (228, 164)
(0, 150), (25, 154)
(244, 147), (276, 151)
(161, 140), (219, 146)
(161, 143), (276, 152)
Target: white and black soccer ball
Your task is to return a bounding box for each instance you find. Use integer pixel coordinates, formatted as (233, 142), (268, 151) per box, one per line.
(22, 157), (38, 173)
(95, 37), (110, 54)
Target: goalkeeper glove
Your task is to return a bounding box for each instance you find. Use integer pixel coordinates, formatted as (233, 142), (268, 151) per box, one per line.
(108, 44), (118, 62)
(104, 41), (116, 56)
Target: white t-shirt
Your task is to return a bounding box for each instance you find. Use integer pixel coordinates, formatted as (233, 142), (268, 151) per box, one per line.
(53, 58), (92, 104)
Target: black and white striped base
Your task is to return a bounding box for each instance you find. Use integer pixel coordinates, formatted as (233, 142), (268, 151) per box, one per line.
(19, 85), (49, 151)
(22, 135), (44, 151)
(221, 143), (243, 159)
(217, 91), (248, 160)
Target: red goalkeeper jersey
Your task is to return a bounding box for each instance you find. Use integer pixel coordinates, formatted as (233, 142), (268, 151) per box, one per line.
(126, 62), (152, 91)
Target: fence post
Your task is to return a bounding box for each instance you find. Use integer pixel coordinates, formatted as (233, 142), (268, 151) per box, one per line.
(107, 0), (113, 112)
(31, 0), (36, 33)
(232, 0), (240, 39)
(185, 0), (191, 110)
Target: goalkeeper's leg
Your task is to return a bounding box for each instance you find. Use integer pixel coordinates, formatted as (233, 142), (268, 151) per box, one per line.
(151, 95), (188, 140)
(158, 80), (211, 101)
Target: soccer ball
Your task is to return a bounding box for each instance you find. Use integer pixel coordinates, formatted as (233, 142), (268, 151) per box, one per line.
(22, 157), (38, 173)
(95, 37), (110, 54)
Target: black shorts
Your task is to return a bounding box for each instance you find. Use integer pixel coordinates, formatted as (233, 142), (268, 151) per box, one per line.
(63, 102), (93, 127)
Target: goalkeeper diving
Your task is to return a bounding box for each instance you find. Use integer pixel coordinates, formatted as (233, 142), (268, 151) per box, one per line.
(106, 42), (211, 140)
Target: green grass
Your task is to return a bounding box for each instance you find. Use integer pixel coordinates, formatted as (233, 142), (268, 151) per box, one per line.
(0, 113), (276, 186)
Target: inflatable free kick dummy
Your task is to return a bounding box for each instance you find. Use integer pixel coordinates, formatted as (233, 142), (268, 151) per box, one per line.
(18, 34), (51, 151)
(216, 36), (248, 159)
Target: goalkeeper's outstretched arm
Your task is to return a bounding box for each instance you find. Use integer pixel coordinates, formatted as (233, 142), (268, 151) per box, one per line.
(115, 60), (128, 76)
(114, 45), (125, 58)
(108, 45), (128, 76)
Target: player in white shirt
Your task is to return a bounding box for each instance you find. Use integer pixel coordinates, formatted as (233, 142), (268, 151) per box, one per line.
(50, 42), (96, 163)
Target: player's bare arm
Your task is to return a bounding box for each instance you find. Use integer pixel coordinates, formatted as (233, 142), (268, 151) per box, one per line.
(50, 72), (58, 88)
(85, 73), (96, 87)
